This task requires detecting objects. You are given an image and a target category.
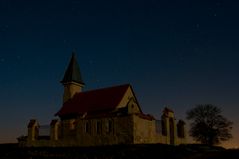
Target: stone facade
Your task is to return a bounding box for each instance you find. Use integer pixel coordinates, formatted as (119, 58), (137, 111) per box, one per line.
(20, 53), (187, 147)
(25, 109), (186, 147)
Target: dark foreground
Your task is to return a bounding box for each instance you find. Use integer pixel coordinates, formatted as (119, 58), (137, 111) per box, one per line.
(0, 143), (239, 159)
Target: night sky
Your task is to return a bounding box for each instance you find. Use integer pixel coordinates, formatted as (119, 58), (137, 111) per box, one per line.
(0, 0), (239, 148)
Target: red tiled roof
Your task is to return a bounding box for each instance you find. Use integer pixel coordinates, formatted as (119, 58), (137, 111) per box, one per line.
(55, 84), (131, 117)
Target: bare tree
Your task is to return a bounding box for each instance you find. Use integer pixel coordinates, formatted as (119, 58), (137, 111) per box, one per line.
(186, 104), (233, 146)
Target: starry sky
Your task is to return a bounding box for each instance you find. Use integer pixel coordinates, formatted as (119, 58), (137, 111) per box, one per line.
(0, 0), (239, 148)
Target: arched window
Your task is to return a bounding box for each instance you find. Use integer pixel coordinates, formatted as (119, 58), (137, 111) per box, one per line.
(96, 121), (102, 134)
(106, 120), (114, 134)
(85, 121), (91, 134)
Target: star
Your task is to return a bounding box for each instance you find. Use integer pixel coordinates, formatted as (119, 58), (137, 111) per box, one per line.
(17, 56), (21, 60)
(195, 24), (200, 29)
(0, 58), (5, 63)
(0, 25), (9, 32)
(89, 60), (94, 65)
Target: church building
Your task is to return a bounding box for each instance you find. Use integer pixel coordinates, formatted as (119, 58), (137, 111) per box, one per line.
(20, 53), (187, 147)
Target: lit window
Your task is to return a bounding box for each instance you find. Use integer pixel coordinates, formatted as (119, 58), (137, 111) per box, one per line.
(69, 120), (76, 130)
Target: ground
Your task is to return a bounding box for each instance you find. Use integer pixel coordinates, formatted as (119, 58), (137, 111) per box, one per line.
(0, 143), (239, 159)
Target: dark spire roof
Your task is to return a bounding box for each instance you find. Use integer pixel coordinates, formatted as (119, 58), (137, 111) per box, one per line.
(61, 52), (84, 85)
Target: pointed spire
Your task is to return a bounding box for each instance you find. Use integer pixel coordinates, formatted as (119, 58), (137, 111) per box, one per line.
(61, 52), (84, 85)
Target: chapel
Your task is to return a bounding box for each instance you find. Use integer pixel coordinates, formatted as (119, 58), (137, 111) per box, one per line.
(20, 53), (187, 147)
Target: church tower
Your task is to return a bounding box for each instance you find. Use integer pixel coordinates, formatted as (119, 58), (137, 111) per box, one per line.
(61, 53), (85, 103)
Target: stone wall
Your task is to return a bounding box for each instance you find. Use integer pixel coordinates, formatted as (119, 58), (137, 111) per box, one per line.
(74, 115), (134, 146)
(133, 115), (159, 144)
(25, 113), (186, 147)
